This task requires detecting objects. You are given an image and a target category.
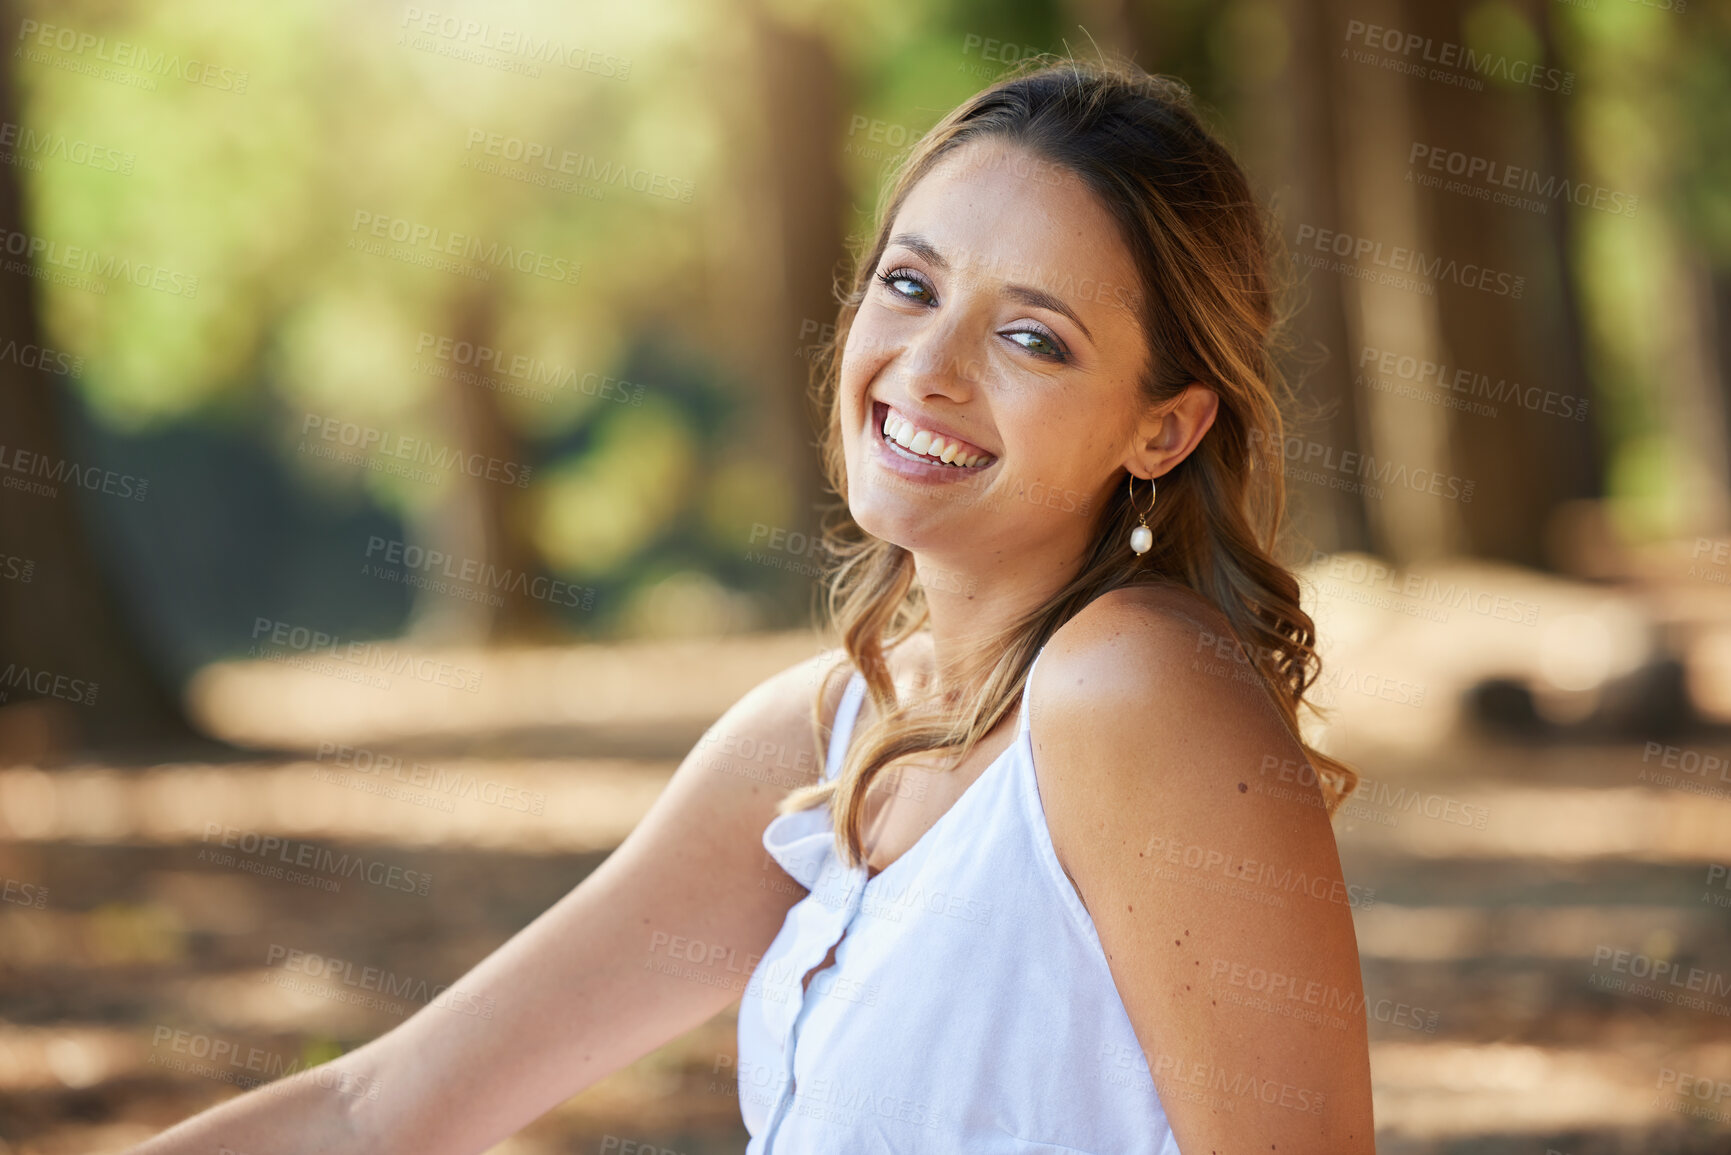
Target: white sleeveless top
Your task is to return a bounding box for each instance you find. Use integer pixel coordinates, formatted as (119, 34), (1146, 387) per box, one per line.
(736, 648), (1183, 1153)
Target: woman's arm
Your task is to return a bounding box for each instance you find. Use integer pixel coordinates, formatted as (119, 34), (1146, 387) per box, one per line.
(1033, 587), (1376, 1154)
(129, 649), (851, 1155)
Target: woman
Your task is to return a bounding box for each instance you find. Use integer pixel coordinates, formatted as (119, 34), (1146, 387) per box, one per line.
(134, 56), (1374, 1155)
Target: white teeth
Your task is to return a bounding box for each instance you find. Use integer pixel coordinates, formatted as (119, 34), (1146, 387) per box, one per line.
(878, 406), (991, 468)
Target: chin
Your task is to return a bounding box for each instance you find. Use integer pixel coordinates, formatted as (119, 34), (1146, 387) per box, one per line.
(846, 489), (923, 549)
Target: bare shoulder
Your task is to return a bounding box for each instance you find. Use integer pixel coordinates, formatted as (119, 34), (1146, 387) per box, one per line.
(1029, 580), (1322, 842)
(1028, 578), (1345, 912)
(702, 645), (856, 791)
(1028, 584), (1374, 1151)
(1031, 581), (1275, 739)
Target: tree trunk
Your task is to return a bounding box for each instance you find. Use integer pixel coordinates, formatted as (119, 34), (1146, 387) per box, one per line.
(703, 6), (846, 625)
(1243, 0), (1376, 560)
(0, 0), (192, 758)
(404, 282), (554, 644)
(1401, 0), (1605, 566)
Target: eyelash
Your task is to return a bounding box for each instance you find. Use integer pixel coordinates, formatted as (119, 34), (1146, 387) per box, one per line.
(874, 266), (1071, 364)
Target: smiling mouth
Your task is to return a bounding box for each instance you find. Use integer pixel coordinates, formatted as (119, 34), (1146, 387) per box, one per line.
(872, 400), (997, 469)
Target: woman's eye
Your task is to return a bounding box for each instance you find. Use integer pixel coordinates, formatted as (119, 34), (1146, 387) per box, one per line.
(877, 268), (932, 304)
(1005, 328), (1068, 361)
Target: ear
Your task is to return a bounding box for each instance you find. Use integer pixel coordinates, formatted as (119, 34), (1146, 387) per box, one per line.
(1125, 383), (1219, 480)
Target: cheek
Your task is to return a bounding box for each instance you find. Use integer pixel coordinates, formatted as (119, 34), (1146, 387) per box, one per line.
(841, 313), (894, 381)
(837, 328), (898, 424)
(1004, 399), (1117, 480)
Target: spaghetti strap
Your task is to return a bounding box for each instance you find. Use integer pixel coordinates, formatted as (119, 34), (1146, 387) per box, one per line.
(823, 670), (867, 783)
(1018, 643), (1048, 736)
(738, 628), (1180, 1153)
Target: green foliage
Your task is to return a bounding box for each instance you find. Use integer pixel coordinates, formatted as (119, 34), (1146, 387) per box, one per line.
(12, 0), (1721, 615)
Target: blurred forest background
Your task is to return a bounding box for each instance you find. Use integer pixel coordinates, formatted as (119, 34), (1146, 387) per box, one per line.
(2, 0), (1730, 1151)
(3, 0), (1730, 741)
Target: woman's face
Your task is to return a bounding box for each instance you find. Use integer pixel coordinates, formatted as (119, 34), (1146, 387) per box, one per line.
(838, 136), (1165, 568)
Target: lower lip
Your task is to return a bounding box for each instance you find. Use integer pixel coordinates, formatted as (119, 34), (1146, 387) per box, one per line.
(868, 401), (996, 484)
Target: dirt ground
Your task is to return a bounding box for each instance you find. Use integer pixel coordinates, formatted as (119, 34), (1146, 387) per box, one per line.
(2, 575), (1730, 1152)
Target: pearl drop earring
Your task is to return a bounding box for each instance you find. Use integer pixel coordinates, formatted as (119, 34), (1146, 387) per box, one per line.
(1128, 473), (1156, 556)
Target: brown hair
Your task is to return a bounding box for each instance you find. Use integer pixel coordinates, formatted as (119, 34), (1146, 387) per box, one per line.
(782, 55), (1359, 867)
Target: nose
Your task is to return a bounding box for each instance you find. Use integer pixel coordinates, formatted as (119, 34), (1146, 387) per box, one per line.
(897, 313), (981, 403)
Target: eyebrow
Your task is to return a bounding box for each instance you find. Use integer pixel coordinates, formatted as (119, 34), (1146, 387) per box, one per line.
(886, 231), (1094, 344)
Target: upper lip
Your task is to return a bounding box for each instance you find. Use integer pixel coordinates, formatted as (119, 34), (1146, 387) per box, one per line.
(873, 399), (996, 461)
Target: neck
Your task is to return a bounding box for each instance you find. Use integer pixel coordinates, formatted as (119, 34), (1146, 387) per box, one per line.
(908, 542), (1090, 697)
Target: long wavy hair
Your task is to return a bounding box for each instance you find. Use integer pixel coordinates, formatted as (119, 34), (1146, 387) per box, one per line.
(779, 55), (1360, 868)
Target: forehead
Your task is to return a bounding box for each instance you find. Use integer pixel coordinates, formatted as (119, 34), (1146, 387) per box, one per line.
(887, 136), (1143, 319)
